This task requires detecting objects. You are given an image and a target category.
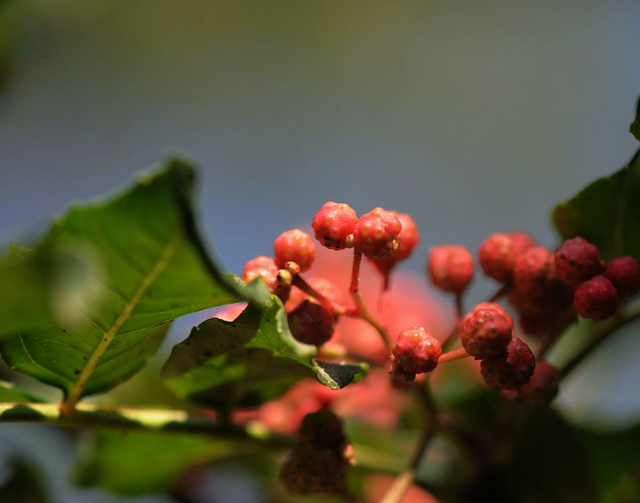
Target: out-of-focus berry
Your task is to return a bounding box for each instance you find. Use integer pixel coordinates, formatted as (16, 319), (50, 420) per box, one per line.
(604, 256), (640, 299)
(573, 275), (618, 321)
(520, 360), (561, 406)
(275, 229), (316, 272)
(555, 237), (602, 287)
(370, 212), (420, 273)
(481, 337), (535, 390)
(242, 256), (279, 292)
(427, 245), (474, 293)
(288, 300), (335, 346)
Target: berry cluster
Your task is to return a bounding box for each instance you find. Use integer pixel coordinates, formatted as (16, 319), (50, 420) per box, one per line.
(281, 410), (353, 495)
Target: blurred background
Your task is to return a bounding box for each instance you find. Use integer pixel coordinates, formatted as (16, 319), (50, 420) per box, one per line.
(1, 1), (640, 502)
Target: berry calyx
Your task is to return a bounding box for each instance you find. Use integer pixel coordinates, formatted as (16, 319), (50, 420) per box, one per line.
(604, 256), (640, 299)
(288, 299), (335, 346)
(513, 246), (555, 299)
(353, 207), (402, 259)
(274, 229), (316, 272)
(573, 275), (618, 321)
(464, 302), (514, 328)
(520, 360), (561, 406)
(391, 327), (442, 376)
(427, 245), (474, 293)
(281, 444), (346, 495)
(242, 256), (279, 292)
(299, 410), (346, 451)
(460, 308), (513, 359)
(370, 212), (420, 274)
(481, 337), (535, 390)
(478, 232), (520, 282)
(312, 202), (358, 251)
(555, 237), (602, 287)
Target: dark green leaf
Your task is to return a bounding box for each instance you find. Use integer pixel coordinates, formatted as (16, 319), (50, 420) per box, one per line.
(161, 299), (368, 409)
(0, 158), (264, 402)
(0, 457), (50, 503)
(0, 381), (42, 403)
(552, 149), (640, 260)
(74, 431), (234, 496)
(631, 96), (640, 141)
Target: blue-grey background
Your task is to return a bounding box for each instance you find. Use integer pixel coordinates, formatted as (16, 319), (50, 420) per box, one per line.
(1, 1), (640, 501)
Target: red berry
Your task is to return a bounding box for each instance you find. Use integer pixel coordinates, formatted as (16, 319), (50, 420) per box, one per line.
(481, 337), (535, 390)
(555, 237), (602, 287)
(391, 327), (442, 374)
(513, 246), (555, 299)
(520, 360), (561, 406)
(353, 207), (402, 259)
(509, 231), (537, 255)
(478, 233), (519, 282)
(460, 308), (513, 359)
(573, 275), (618, 321)
(389, 355), (416, 382)
(281, 444), (346, 495)
(288, 300), (335, 346)
(299, 410), (346, 451)
(604, 256), (640, 299)
(242, 256), (279, 292)
(312, 202), (358, 251)
(427, 245), (474, 293)
(464, 302), (514, 328)
(370, 213), (420, 273)
(274, 229), (316, 272)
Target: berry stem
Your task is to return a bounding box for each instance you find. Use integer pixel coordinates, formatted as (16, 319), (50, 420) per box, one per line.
(439, 347), (471, 364)
(488, 282), (510, 302)
(291, 275), (335, 313)
(349, 249), (392, 352)
(454, 292), (464, 319)
(562, 300), (640, 378)
(380, 383), (438, 503)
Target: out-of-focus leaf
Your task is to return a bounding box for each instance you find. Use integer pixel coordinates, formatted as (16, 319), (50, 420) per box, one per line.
(0, 457), (50, 503)
(162, 300), (368, 409)
(0, 381), (42, 403)
(0, 158), (266, 402)
(552, 149), (640, 260)
(74, 430), (234, 496)
(631, 96), (640, 141)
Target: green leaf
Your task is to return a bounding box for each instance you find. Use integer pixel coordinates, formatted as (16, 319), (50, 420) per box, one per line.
(0, 158), (263, 403)
(631, 96), (640, 141)
(0, 381), (42, 403)
(0, 457), (50, 503)
(552, 149), (640, 260)
(161, 299), (368, 409)
(74, 431), (234, 496)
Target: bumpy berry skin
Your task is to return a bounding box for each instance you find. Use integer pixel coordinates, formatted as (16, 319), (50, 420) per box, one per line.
(604, 256), (640, 299)
(555, 237), (602, 287)
(478, 233), (520, 282)
(481, 337), (535, 390)
(353, 207), (402, 259)
(274, 229), (316, 272)
(520, 360), (561, 406)
(299, 410), (346, 451)
(242, 256), (279, 292)
(427, 245), (474, 293)
(281, 444), (346, 495)
(573, 275), (618, 321)
(513, 246), (555, 299)
(288, 300), (335, 346)
(460, 308), (512, 359)
(391, 327), (442, 374)
(312, 202), (358, 251)
(371, 213), (420, 273)
(464, 302), (514, 328)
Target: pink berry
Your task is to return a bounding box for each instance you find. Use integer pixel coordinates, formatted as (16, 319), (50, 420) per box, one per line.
(312, 202), (358, 251)
(464, 302), (514, 328)
(242, 256), (279, 292)
(509, 231), (537, 255)
(604, 256), (640, 299)
(370, 212), (420, 273)
(288, 300), (335, 346)
(427, 245), (474, 293)
(478, 233), (519, 282)
(513, 246), (555, 299)
(481, 337), (535, 390)
(391, 327), (442, 374)
(460, 308), (513, 359)
(573, 275), (618, 321)
(353, 207), (402, 259)
(555, 237), (602, 287)
(274, 229), (316, 272)
(520, 360), (561, 406)
(281, 444), (346, 495)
